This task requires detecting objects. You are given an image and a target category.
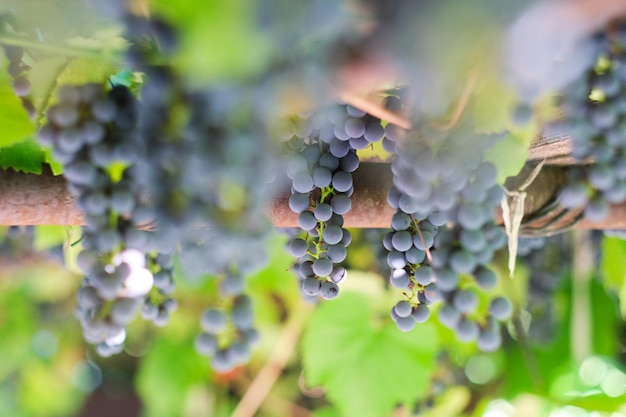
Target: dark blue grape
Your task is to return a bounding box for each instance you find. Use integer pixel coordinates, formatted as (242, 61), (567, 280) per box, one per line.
(330, 194), (351, 215)
(411, 304), (430, 322)
(390, 268), (410, 289)
(289, 193), (311, 213)
(312, 258), (333, 277)
(201, 309), (227, 334)
(320, 281), (340, 299)
(394, 300), (413, 317)
(489, 297), (513, 321)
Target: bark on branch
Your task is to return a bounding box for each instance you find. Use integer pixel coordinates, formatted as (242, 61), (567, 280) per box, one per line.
(0, 164), (622, 231)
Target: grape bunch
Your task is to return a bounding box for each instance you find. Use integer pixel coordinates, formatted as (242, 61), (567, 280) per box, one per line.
(111, 12), (274, 368)
(37, 82), (178, 356)
(383, 123), (511, 350)
(195, 294), (260, 372)
(556, 24), (626, 221)
(284, 104), (383, 299)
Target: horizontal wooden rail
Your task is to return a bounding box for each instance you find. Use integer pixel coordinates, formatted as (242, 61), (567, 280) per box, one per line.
(0, 163), (623, 231)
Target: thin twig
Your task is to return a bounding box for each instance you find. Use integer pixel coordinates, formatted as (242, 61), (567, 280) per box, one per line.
(235, 376), (313, 417)
(337, 90), (412, 130)
(411, 216), (433, 264)
(298, 371), (325, 398)
(231, 301), (314, 417)
(429, 72), (479, 131)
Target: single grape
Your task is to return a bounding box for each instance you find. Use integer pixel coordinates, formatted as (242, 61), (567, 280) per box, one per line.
(475, 266), (498, 289)
(289, 193), (311, 213)
(322, 225), (343, 245)
(312, 258), (333, 277)
(332, 171), (353, 192)
(320, 281), (340, 299)
(201, 309), (227, 334)
(456, 319), (480, 342)
(394, 300), (413, 318)
(232, 295), (254, 330)
(288, 238), (309, 258)
(330, 194), (352, 215)
(302, 277), (321, 296)
(394, 315), (416, 332)
(434, 269), (459, 292)
(414, 266), (434, 285)
(438, 304), (461, 329)
(392, 231), (413, 252)
(452, 289), (478, 314)
(314, 203), (333, 222)
(489, 297), (513, 321)
(411, 304), (430, 322)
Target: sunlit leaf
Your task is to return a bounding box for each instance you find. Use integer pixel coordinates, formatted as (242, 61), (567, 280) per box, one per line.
(0, 140), (45, 174)
(484, 132), (531, 184)
(136, 336), (211, 417)
(313, 406), (344, 417)
(302, 291), (439, 417)
(472, 75), (518, 134)
(149, 0), (272, 83)
(54, 57), (118, 87)
(0, 63), (35, 147)
(601, 237), (626, 318)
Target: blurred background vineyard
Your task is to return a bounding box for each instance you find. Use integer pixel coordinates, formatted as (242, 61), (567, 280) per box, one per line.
(3, 0), (626, 416)
(2, 225), (626, 417)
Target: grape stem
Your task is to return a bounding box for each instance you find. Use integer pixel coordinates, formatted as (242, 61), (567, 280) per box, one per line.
(337, 89), (412, 130)
(231, 301), (314, 417)
(429, 71), (479, 131)
(410, 215), (433, 265)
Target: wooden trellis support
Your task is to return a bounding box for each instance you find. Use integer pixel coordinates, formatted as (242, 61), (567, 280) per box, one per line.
(0, 161), (624, 233)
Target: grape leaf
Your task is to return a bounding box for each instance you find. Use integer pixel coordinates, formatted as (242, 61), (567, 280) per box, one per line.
(27, 56), (68, 116)
(33, 225), (73, 251)
(150, 0), (272, 82)
(136, 335), (210, 417)
(44, 148), (64, 175)
(472, 75), (518, 134)
(55, 57), (118, 87)
(0, 140), (46, 174)
(302, 291), (439, 417)
(0, 64), (35, 147)
(313, 406), (343, 417)
(484, 132), (530, 184)
(601, 237), (626, 318)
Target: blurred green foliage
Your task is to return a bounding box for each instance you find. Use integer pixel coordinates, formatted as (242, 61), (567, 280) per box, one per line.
(0, 227), (625, 417)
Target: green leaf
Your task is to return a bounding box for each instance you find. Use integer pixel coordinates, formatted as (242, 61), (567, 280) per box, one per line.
(0, 63), (35, 147)
(484, 132), (531, 184)
(0, 140), (46, 174)
(136, 335), (211, 417)
(19, 361), (83, 417)
(313, 406), (344, 417)
(472, 76), (518, 134)
(590, 278), (620, 357)
(418, 387), (471, 417)
(601, 237), (626, 290)
(601, 237), (626, 318)
(27, 56), (68, 115)
(150, 0), (272, 82)
(33, 226), (71, 251)
(302, 291), (439, 417)
(44, 148), (64, 175)
(55, 57), (118, 87)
